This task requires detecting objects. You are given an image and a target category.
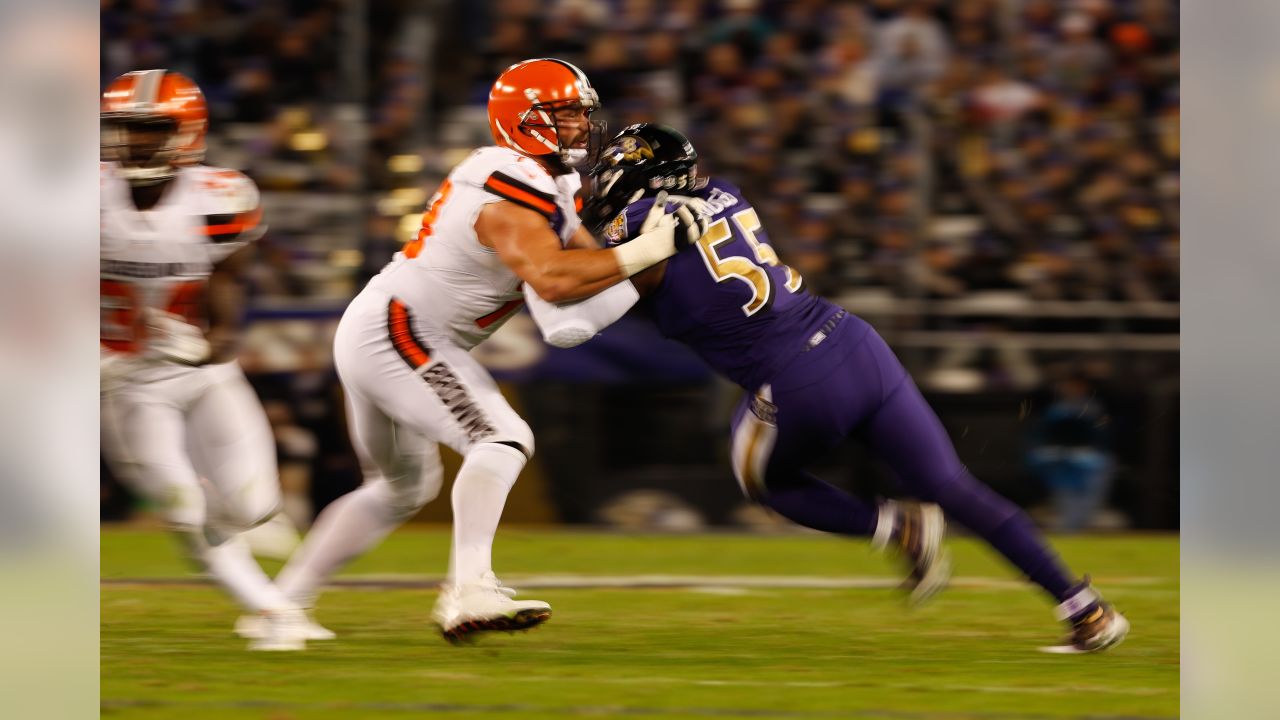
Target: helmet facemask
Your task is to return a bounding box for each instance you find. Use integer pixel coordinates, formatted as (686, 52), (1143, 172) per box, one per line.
(518, 85), (606, 168)
(101, 112), (199, 186)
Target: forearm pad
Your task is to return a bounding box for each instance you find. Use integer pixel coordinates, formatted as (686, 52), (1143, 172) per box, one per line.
(524, 280), (640, 348)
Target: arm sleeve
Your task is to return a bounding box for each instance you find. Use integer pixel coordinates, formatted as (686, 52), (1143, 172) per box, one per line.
(481, 161), (561, 220)
(523, 280), (641, 348)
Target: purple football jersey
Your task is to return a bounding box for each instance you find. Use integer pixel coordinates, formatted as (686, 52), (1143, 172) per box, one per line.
(616, 178), (844, 390)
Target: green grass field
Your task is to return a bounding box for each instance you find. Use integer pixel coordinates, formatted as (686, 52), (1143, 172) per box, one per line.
(102, 527), (1178, 719)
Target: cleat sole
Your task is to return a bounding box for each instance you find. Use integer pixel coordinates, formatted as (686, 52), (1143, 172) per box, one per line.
(439, 608), (552, 643)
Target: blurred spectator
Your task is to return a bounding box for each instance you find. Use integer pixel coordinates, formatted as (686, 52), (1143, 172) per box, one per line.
(1027, 372), (1114, 532)
(1048, 13), (1112, 100)
(873, 0), (949, 107)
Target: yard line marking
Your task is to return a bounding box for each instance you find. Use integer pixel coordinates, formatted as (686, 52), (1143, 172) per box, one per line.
(407, 670), (1172, 697)
(102, 574), (1170, 591)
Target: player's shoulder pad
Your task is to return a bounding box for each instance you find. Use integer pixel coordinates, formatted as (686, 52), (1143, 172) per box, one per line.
(471, 147), (560, 220)
(187, 165), (261, 213)
(185, 165), (265, 244)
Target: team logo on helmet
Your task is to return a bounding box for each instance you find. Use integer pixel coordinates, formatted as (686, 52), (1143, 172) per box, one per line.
(617, 136), (654, 163)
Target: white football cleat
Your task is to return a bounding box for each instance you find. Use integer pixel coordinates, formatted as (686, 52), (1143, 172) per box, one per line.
(1040, 581), (1130, 654)
(241, 608), (331, 650)
(236, 609), (335, 642)
(432, 572), (551, 643)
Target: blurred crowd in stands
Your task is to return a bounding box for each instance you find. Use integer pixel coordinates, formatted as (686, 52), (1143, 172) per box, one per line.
(102, 0), (1179, 306)
(100, 0), (1180, 529)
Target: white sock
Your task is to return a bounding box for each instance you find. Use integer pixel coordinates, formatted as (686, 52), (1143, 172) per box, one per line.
(871, 500), (899, 551)
(186, 533), (292, 613)
(448, 443), (527, 586)
(275, 481), (402, 608)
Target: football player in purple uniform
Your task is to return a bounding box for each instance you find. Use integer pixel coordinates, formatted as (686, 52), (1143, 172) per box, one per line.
(526, 124), (1128, 654)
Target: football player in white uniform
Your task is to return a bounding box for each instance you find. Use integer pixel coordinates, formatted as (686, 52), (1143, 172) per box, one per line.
(100, 70), (327, 651)
(272, 58), (691, 642)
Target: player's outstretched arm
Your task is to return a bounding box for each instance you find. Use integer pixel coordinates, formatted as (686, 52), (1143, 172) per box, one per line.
(480, 198), (680, 303)
(522, 279), (641, 348)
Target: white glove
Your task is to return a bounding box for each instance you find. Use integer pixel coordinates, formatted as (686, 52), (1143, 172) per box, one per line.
(612, 191), (679, 276)
(145, 310), (211, 365)
(635, 190), (673, 233)
(655, 193), (711, 248)
(672, 203), (709, 248)
(666, 195), (712, 223)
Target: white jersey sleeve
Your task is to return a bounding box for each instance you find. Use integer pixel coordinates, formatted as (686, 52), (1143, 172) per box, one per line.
(184, 166), (266, 264)
(366, 147), (584, 350)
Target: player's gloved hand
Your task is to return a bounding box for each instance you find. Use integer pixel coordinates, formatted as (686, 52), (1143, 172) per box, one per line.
(666, 195), (712, 250)
(612, 190), (680, 276)
(634, 190), (673, 232)
(145, 309), (212, 365)
(630, 190), (681, 248)
(637, 190), (707, 250)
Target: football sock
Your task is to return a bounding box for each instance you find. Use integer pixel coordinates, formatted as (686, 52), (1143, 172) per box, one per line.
(448, 442), (526, 586)
(759, 473), (878, 535)
(275, 480), (403, 608)
(183, 531), (292, 612)
(1055, 578), (1102, 623)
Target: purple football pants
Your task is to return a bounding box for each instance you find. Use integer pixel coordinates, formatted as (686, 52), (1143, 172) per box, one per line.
(729, 313), (1075, 601)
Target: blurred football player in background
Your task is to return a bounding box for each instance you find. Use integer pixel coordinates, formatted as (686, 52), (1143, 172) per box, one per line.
(530, 123), (1129, 654)
(100, 70), (326, 651)
(272, 58), (684, 642)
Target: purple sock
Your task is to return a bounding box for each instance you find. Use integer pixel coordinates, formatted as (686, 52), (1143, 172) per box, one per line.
(760, 474), (878, 536)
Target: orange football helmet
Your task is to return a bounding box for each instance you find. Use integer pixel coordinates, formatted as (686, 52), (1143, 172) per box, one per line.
(488, 58), (604, 167)
(101, 69), (208, 184)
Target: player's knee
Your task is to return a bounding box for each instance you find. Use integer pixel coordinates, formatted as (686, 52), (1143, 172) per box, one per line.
(485, 420), (534, 460)
(218, 480), (283, 532)
(381, 460), (440, 522)
(386, 483), (431, 522)
(157, 484), (207, 534)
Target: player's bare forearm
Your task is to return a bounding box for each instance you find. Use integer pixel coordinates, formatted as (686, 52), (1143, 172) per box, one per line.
(565, 224), (602, 250)
(522, 250), (629, 301)
(480, 202), (630, 302)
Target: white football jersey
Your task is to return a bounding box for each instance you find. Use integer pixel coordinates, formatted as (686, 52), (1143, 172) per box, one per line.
(100, 162), (264, 377)
(367, 146), (583, 350)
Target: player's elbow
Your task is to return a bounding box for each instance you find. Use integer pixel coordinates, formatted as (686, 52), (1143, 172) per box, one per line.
(544, 324), (595, 349)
